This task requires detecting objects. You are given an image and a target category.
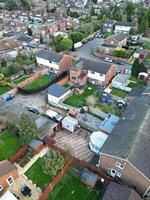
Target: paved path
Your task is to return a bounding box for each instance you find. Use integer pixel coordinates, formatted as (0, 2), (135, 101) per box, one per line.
(17, 147), (49, 175)
(54, 129), (94, 162)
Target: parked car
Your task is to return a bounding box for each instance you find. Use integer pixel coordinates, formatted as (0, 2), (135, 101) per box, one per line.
(115, 60), (124, 65)
(27, 107), (39, 114)
(44, 71), (57, 77)
(104, 57), (112, 63)
(1, 93), (15, 101)
(45, 110), (63, 122)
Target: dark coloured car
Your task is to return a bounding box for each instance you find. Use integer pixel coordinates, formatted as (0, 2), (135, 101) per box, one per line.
(115, 60), (125, 65)
(1, 93), (15, 101)
(27, 107), (39, 114)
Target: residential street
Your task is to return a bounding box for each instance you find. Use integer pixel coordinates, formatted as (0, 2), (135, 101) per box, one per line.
(76, 38), (132, 73)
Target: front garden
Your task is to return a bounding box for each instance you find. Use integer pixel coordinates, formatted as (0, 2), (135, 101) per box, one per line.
(128, 76), (145, 88)
(12, 74), (34, 85)
(64, 85), (97, 107)
(17, 149), (35, 167)
(0, 130), (22, 161)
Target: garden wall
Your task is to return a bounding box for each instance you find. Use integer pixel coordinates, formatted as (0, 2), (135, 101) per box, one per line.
(38, 157), (73, 200)
(10, 145), (29, 163)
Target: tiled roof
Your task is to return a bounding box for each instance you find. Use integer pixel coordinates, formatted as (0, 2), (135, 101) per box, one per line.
(36, 50), (63, 62)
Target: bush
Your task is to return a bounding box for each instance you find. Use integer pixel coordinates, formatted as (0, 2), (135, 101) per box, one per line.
(0, 80), (8, 87)
(114, 47), (126, 58)
(0, 73), (4, 81)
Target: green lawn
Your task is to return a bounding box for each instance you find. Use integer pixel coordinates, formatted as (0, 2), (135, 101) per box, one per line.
(0, 86), (12, 95)
(111, 88), (127, 98)
(47, 171), (102, 200)
(64, 83), (74, 90)
(25, 158), (52, 190)
(128, 76), (145, 88)
(12, 74), (33, 85)
(64, 85), (96, 107)
(23, 75), (52, 90)
(0, 130), (22, 161)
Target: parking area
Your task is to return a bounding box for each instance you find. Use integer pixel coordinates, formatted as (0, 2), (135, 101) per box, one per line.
(8, 175), (41, 200)
(54, 128), (94, 162)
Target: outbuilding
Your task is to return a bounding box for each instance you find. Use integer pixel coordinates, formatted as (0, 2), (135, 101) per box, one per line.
(48, 83), (71, 103)
(62, 116), (78, 133)
(29, 139), (44, 154)
(80, 169), (99, 189)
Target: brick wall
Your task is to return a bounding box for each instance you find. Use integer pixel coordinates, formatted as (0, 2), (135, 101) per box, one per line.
(38, 157), (73, 200)
(57, 75), (69, 86)
(59, 55), (72, 73)
(10, 146), (29, 163)
(100, 154), (150, 196)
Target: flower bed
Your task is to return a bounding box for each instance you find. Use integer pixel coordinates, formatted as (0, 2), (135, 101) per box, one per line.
(17, 148), (35, 167)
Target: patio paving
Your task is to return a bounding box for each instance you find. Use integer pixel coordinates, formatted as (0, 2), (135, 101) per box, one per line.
(54, 128), (94, 162)
(8, 175), (42, 200)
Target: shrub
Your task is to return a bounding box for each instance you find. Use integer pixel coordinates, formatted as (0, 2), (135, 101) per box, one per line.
(114, 47), (126, 58)
(0, 73), (4, 81)
(0, 80), (7, 87)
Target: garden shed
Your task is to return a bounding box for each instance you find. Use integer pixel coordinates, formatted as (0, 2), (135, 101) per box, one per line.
(29, 139), (44, 154)
(48, 83), (71, 103)
(80, 169), (99, 189)
(62, 116), (78, 133)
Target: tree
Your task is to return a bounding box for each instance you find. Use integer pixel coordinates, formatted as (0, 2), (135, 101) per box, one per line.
(60, 38), (73, 51)
(1, 58), (7, 67)
(129, 27), (137, 35)
(125, 1), (135, 22)
(91, 5), (95, 16)
(138, 12), (148, 33)
(27, 27), (32, 36)
(18, 114), (38, 145)
(41, 149), (65, 177)
(40, 35), (43, 44)
(139, 62), (147, 73)
(51, 34), (64, 52)
(69, 32), (84, 50)
(114, 48), (126, 58)
(131, 59), (140, 76)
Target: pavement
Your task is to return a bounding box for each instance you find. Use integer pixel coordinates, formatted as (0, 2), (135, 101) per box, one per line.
(8, 175), (41, 200)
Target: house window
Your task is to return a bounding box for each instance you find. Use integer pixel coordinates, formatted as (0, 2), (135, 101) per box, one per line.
(72, 76), (76, 80)
(7, 176), (14, 185)
(116, 162), (124, 169)
(0, 185), (3, 191)
(91, 71), (95, 74)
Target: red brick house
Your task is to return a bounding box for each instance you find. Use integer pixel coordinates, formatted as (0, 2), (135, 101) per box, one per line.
(70, 62), (88, 85)
(36, 50), (72, 74)
(0, 160), (18, 193)
(98, 94), (150, 198)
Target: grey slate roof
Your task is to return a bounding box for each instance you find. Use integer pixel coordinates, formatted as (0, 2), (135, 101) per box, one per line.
(79, 58), (114, 75)
(102, 182), (142, 200)
(101, 95), (150, 179)
(29, 139), (43, 149)
(17, 35), (33, 42)
(80, 169), (99, 187)
(48, 83), (70, 97)
(111, 33), (127, 42)
(0, 160), (16, 177)
(36, 50), (63, 62)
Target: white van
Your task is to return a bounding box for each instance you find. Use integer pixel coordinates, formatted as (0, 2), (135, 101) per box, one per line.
(45, 110), (63, 123)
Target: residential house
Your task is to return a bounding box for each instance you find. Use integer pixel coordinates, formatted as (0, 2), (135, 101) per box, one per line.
(17, 35), (34, 45)
(115, 21), (136, 35)
(99, 94), (150, 197)
(80, 58), (116, 86)
(48, 83), (72, 103)
(102, 182), (143, 200)
(70, 62), (88, 85)
(0, 160), (18, 192)
(103, 20), (115, 32)
(36, 50), (72, 74)
(102, 33), (127, 49)
(133, 48), (147, 59)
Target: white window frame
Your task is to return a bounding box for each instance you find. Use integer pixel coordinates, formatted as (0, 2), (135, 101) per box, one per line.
(7, 176), (14, 185)
(116, 162), (124, 170)
(110, 168), (117, 177)
(0, 184), (3, 191)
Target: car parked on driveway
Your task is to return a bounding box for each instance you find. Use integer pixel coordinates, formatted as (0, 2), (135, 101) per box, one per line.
(104, 57), (112, 63)
(27, 107), (40, 114)
(1, 93), (15, 101)
(45, 110), (63, 123)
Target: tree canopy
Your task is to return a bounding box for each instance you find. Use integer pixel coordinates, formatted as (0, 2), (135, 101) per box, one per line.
(18, 113), (38, 145)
